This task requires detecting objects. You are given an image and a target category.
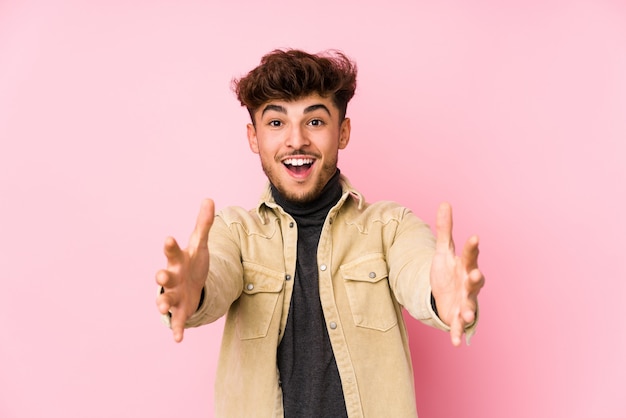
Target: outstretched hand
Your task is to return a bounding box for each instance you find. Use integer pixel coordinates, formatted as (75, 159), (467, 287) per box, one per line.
(155, 199), (215, 343)
(430, 202), (485, 346)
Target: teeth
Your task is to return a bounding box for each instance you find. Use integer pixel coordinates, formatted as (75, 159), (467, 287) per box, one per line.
(284, 158), (313, 166)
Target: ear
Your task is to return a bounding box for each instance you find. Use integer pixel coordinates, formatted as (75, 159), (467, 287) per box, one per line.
(247, 123), (259, 154)
(338, 118), (351, 150)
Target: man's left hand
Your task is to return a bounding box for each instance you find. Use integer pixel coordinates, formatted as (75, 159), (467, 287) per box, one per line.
(430, 202), (485, 346)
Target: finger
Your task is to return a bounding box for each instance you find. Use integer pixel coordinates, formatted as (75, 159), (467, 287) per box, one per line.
(461, 297), (478, 324)
(466, 268), (485, 295)
(461, 270), (483, 323)
(461, 235), (480, 271)
(164, 236), (183, 263)
(155, 269), (175, 288)
(156, 290), (177, 315)
(462, 307), (476, 324)
(435, 202), (455, 253)
(170, 309), (186, 343)
(189, 199), (215, 250)
(450, 317), (463, 347)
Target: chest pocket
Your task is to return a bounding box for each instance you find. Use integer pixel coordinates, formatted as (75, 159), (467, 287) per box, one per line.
(236, 262), (285, 340)
(340, 254), (398, 332)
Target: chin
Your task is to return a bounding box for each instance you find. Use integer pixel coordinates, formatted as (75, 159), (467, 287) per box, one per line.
(264, 165), (327, 204)
(284, 190), (317, 204)
(279, 183), (324, 204)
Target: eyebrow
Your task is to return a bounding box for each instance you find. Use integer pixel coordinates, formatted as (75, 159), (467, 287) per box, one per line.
(261, 103), (332, 117)
(261, 104), (287, 116)
(303, 104), (331, 116)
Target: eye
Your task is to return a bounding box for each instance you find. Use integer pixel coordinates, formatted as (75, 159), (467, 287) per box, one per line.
(268, 120), (283, 127)
(308, 118), (325, 127)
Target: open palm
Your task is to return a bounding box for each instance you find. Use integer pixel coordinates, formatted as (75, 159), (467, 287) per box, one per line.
(155, 199), (215, 342)
(430, 202), (485, 346)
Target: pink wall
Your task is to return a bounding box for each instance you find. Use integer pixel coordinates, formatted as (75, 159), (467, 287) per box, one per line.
(1, 1), (625, 417)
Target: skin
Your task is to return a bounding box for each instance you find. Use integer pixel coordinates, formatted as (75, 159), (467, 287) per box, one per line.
(246, 94), (351, 204)
(156, 94), (485, 346)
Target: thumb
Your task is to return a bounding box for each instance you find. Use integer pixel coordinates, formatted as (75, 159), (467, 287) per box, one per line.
(435, 202), (454, 253)
(191, 198), (215, 249)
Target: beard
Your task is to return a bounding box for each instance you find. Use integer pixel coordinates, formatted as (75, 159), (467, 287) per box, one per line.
(261, 153), (338, 204)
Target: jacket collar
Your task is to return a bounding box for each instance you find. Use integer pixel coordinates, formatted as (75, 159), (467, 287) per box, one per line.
(255, 173), (364, 224)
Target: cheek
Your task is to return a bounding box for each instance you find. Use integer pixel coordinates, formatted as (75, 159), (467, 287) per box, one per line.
(321, 145), (340, 165)
(257, 143), (279, 162)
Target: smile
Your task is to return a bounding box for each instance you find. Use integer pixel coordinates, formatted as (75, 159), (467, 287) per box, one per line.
(282, 157), (315, 175)
(283, 157), (314, 167)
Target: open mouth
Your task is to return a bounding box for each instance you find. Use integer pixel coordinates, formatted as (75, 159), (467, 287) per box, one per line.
(283, 157), (314, 175)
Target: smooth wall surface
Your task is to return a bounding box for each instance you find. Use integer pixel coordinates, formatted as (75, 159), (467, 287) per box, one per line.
(1, 1), (625, 417)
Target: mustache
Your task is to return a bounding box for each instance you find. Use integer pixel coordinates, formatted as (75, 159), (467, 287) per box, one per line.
(278, 150), (320, 159)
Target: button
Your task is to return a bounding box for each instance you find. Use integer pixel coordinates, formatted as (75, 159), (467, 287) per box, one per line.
(320, 264), (327, 271)
(329, 321), (337, 330)
(285, 274), (292, 281)
(246, 283), (254, 291)
(289, 222), (294, 228)
(369, 272), (376, 279)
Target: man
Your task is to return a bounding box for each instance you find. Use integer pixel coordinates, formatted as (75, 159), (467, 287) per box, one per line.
(156, 49), (485, 417)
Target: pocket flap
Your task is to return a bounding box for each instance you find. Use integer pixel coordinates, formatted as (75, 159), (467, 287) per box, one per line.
(242, 262), (285, 294)
(340, 253), (388, 283)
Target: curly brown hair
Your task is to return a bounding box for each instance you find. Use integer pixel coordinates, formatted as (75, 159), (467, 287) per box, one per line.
(232, 49), (357, 123)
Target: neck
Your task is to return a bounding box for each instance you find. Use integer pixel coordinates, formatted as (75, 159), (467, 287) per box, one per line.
(271, 169), (342, 217)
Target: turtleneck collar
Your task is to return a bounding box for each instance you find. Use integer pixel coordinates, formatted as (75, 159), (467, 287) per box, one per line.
(270, 169), (343, 223)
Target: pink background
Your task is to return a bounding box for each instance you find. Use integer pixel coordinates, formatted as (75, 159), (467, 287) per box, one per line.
(1, 0), (625, 417)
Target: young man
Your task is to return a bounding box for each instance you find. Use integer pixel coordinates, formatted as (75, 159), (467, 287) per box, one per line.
(156, 49), (485, 417)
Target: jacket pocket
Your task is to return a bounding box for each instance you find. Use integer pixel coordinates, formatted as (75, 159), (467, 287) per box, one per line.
(340, 254), (398, 332)
(236, 262), (285, 340)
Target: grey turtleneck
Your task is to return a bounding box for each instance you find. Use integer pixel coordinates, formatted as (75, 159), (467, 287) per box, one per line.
(271, 169), (348, 418)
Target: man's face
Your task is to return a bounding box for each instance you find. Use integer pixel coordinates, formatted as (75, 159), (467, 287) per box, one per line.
(247, 94), (351, 203)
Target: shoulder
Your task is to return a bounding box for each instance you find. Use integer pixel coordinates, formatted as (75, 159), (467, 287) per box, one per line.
(339, 198), (425, 233)
(213, 205), (280, 238)
(347, 199), (410, 220)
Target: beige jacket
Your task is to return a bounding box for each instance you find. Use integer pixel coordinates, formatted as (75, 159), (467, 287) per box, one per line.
(164, 175), (477, 417)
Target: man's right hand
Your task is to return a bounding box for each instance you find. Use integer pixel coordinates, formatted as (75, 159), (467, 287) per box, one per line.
(155, 199), (215, 343)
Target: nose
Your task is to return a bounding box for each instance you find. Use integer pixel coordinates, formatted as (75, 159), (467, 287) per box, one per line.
(286, 124), (310, 149)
